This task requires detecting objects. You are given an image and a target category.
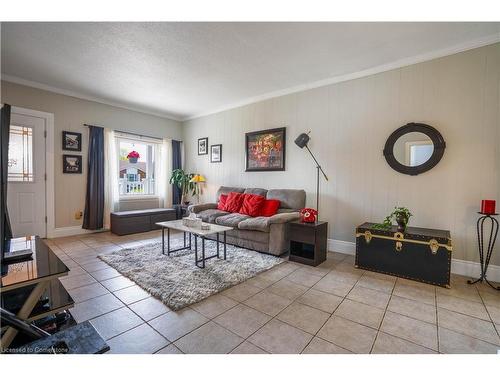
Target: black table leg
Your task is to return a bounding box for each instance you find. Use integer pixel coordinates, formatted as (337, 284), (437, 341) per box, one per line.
(202, 237), (206, 268)
(468, 214), (499, 290)
(216, 233), (220, 258)
(194, 234), (198, 264)
(162, 227), (165, 255)
(184, 231), (186, 247)
(167, 228), (170, 255)
(224, 231), (227, 260)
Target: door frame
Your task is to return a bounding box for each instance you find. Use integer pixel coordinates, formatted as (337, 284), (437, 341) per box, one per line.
(10, 106), (55, 238)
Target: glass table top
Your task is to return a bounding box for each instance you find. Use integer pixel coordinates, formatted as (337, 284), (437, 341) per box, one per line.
(1, 278), (74, 321)
(1, 236), (69, 290)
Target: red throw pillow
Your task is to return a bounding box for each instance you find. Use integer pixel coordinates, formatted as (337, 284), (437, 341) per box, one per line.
(223, 192), (245, 213)
(239, 194), (265, 217)
(259, 199), (280, 217)
(217, 194), (228, 210)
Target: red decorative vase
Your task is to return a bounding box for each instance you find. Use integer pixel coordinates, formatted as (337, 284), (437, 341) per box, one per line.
(481, 200), (496, 215)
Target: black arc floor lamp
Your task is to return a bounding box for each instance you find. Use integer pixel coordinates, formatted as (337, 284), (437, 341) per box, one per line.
(294, 132), (329, 217)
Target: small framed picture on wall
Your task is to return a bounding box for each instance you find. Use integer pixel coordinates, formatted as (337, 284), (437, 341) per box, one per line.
(63, 154), (82, 174)
(198, 137), (208, 155)
(62, 131), (82, 151)
(210, 144), (222, 163)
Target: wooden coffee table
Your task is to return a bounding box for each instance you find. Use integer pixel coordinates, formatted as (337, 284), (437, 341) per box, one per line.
(155, 220), (233, 268)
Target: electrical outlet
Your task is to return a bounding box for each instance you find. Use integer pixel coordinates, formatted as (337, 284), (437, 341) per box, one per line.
(75, 211), (83, 220)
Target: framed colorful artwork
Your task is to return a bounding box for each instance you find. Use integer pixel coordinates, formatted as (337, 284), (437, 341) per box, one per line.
(245, 127), (286, 171)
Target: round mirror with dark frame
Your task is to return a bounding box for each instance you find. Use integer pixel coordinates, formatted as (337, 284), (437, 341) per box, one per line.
(383, 123), (446, 176)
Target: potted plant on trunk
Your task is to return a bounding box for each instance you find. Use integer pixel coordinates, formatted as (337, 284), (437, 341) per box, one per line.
(127, 150), (140, 163)
(169, 169), (196, 205)
(373, 206), (413, 232)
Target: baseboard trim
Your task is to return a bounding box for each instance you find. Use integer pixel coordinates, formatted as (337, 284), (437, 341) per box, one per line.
(450, 259), (500, 283)
(49, 225), (107, 238)
(328, 239), (356, 256)
(327, 239), (500, 282)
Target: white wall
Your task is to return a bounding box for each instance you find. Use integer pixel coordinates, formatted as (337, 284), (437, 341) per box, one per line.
(1, 81), (182, 229)
(183, 43), (500, 266)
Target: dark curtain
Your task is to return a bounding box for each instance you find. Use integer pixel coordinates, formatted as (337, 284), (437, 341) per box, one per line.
(172, 140), (182, 205)
(82, 125), (105, 230)
(1, 104), (13, 250)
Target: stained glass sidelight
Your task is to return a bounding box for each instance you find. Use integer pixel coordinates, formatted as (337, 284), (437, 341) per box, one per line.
(8, 125), (34, 182)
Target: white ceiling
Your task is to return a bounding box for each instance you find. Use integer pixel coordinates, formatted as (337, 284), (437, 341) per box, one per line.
(2, 22), (500, 121)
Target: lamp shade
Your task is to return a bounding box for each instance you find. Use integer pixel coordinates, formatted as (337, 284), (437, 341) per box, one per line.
(190, 174), (206, 183)
(294, 133), (310, 148)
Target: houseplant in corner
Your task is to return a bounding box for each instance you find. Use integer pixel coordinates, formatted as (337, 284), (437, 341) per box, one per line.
(373, 206), (413, 232)
(169, 169), (197, 205)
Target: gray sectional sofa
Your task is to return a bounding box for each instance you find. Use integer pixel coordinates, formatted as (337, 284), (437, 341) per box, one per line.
(188, 186), (306, 256)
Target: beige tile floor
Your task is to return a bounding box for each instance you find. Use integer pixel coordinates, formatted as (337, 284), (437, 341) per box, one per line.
(44, 229), (500, 354)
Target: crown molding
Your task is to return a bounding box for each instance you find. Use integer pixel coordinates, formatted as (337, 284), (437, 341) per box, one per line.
(3, 32), (499, 123)
(183, 32), (500, 121)
(1, 74), (183, 122)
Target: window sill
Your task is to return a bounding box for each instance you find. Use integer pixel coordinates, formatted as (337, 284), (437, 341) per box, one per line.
(119, 195), (159, 201)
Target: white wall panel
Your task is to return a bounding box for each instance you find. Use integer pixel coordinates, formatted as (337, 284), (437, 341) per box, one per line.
(183, 43), (500, 266)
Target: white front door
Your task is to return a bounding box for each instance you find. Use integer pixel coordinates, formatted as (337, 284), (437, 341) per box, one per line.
(7, 110), (47, 237)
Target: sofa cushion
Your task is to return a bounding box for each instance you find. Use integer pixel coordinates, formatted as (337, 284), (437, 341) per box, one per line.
(260, 199), (280, 217)
(197, 209), (229, 223)
(224, 192), (245, 213)
(239, 212), (300, 232)
(216, 186), (246, 201)
(188, 203), (217, 214)
(266, 189), (306, 210)
(217, 194), (228, 210)
(215, 213), (250, 228)
(238, 217), (271, 232)
(243, 188), (268, 197)
(239, 194), (265, 217)
(227, 228), (269, 243)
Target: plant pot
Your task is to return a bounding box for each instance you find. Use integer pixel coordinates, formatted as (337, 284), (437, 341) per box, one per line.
(396, 214), (407, 232)
(128, 157), (138, 164)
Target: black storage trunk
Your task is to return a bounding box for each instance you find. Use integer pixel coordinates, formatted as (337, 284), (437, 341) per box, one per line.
(355, 222), (452, 288)
(110, 208), (176, 235)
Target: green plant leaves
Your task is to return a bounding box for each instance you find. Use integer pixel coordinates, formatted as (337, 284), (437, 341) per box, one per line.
(372, 206), (413, 230)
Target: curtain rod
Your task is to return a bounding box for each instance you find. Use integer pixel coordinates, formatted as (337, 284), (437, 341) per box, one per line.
(83, 124), (181, 142)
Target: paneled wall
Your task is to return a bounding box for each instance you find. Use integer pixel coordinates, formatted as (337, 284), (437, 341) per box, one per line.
(1, 81), (182, 229)
(183, 43), (500, 266)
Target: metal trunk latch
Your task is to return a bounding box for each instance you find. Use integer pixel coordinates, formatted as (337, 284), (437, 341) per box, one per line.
(394, 232), (404, 252)
(364, 231), (372, 244)
(429, 239), (439, 255)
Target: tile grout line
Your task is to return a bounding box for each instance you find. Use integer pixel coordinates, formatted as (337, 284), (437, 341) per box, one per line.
(434, 285), (440, 353)
(299, 261), (363, 354)
(241, 256), (355, 353)
(476, 286), (500, 339)
(368, 276), (397, 354)
(61, 237), (171, 347)
(229, 340), (270, 354)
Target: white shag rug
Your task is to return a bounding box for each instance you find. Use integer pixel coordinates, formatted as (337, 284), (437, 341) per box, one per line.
(98, 238), (283, 310)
